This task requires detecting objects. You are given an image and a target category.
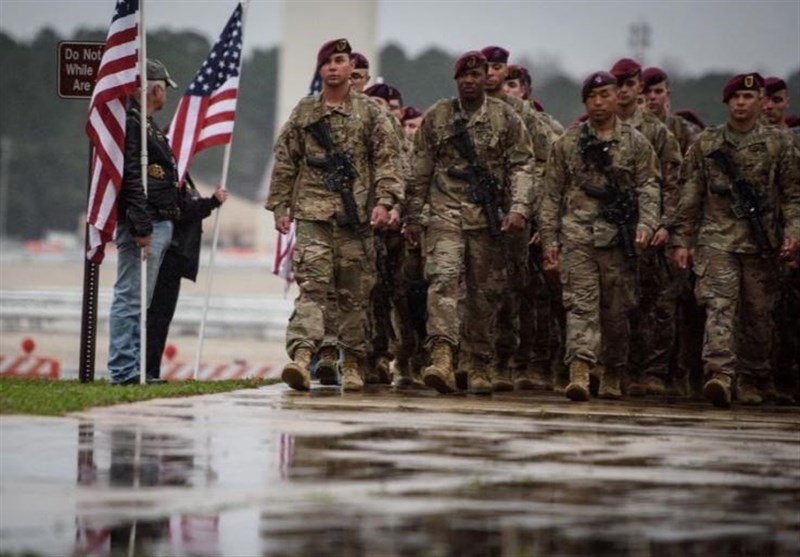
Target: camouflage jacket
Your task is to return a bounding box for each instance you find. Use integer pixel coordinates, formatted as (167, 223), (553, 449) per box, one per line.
(673, 123), (800, 253)
(619, 106), (683, 230)
(265, 89), (404, 223)
(538, 119), (662, 249)
(665, 113), (701, 156)
(407, 96), (534, 230)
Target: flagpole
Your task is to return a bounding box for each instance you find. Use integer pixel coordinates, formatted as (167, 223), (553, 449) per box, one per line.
(193, 0), (249, 380)
(139, 0), (148, 385)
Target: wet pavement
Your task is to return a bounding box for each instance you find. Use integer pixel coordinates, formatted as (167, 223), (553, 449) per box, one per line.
(1, 384), (799, 557)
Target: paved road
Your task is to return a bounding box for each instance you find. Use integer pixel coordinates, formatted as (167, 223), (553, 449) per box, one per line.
(1, 385), (798, 556)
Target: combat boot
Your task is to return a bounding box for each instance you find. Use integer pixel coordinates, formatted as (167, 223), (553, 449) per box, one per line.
(565, 359), (591, 402)
(598, 366), (622, 400)
(624, 373), (646, 397)
(667, 372), (691, 398)
(393, 359), (414, 389)
(490, 364), (515, 392)
(423, 342), (457, 394)
(316, 346), (339, 386)
(340, 351), (365, 392)
(469, 368), (493, 395)
(282, 348), (312, 391)
(703, 373), (732, 409)
(643, 375), (667, 396)
(513, 368), (535, 391)
(373, 355), (392, 385)
(526, 362), (552, 391)
(735, 374), (763, 406)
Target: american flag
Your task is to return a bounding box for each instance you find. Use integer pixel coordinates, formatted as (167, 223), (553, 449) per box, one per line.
(271, 71), (322, 285)
(168, 3), (243, 186)
(84, 0), (139, 263)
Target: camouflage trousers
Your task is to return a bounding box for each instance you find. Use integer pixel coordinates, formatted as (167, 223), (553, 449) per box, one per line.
(425, 224), (506, 368)
(561, 244), (637, 370)
(694, 246), (777, 380)
(286, 220), (375, 358)
(391, 244), (428, 372)
(629, 248), (681, 379)
(494, 228), (530, 370)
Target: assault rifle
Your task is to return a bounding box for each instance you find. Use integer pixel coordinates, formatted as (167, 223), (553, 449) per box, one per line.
(305, 120), (364, 232)
(578, 127), (639, 260)
(707, 147), (772, 252)
(446, 101), (504, 237)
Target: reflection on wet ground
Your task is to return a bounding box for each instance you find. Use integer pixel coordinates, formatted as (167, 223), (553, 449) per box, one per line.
(1, 386), (798, 556)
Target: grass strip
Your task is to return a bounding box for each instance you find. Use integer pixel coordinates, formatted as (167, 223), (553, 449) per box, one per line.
(0, 377), (278, 416)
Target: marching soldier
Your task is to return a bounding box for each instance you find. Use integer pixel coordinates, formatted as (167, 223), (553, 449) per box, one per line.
(405, 50), (534, 394)
(266, 38), (404, 392)
(672, 73), (800, 408)
(539, 71), (661, 401)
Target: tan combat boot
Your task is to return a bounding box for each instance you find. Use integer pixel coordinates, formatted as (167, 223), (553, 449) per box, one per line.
(316, 346), (339, 386)
(643, 375), (667, 396)
(373, 355), (392, 385)
(393, 359), (414, 389)
(469, 367), (493, 395)
(513, 368), (535, 391)
(703, 373), (732, 409)
(565, 359), (591, 402)
(423, 342), (457, 394)
(282, 348), (312, 391)
(340, 351), (365, 392)
(490, 364), (515, 392)
(598, 366), (622, 400)
(735, 374), (763, 406)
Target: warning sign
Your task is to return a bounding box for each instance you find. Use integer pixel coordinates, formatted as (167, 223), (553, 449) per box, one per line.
(57, 41), (105, 99)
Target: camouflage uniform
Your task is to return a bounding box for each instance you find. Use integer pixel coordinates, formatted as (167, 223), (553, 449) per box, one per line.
(620, 107), (683, 394)
(666, 113), (701, 157)
(673, 123), (800, 402)
(266, 89), (404, 363)
(538, 120), (661, 380)
(488, 94), (555, 388)
(407, 96), (534, 384)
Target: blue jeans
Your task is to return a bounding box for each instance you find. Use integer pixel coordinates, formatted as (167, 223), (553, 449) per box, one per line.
(108, 220), (173, 383)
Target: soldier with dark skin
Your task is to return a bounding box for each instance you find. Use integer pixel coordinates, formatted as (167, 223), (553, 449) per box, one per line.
(266, 38), (404, 392)
(673, 73), (800, 408)
(539, 71), (661, 402)
(610, 58), (683, 398)
(405, 51), (534, 395)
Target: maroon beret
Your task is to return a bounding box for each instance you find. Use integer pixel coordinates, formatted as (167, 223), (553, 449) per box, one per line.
(317, 38), (352, 72)
(610, 58), (642, 82)
(582, 71), (617, 102)
(401, 106), (423, 123)
(454, 51), (488, 78)
(480, 46), (510, 64)
(722, 72), (764, 103)
(764, 76), (787, 96)
(351, 52), (369, 70)
(532, 99), (544, 112)
(673, 108), (706, 130)
(506, 64), (531, 87)
(785, 114), (800, 128)
(642, 67), (668, 91)
(364, 83), (391, 101)
(386, 85), (403, 103)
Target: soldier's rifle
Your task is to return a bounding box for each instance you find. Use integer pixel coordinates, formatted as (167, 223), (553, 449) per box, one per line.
(446, 103), (504, 238)
(707, 147), (772, 254)
(578, 128), (639, 261)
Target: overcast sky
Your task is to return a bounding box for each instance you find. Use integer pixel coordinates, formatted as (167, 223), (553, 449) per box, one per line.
(1, 0), (798, 79)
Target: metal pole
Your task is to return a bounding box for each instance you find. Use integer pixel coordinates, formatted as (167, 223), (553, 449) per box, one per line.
(79, 142), (100, 382)
(138, 1), (148, 385)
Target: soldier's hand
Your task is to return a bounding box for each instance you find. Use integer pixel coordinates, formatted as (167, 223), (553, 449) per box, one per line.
(501, 211), (526, 233)
(780, 235), (799, 261)
(673, 247), (691, 270)
(370, 205), (390, 231)
(387, 207), (402, 231)
(651, 227), (670, 248)
(528, 231), (541, 246)
(213, 187), (229, 204)
(135, 234), (152, 260)
(543, 245), (560, 271)
(404, 223), (421, 247)
(275, 215), (292, 234)
(635, 228), (651, 250)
